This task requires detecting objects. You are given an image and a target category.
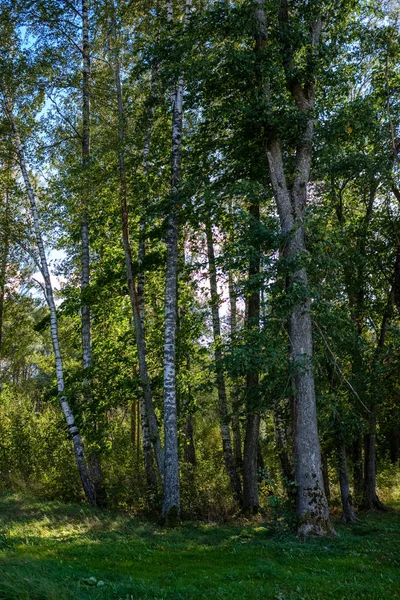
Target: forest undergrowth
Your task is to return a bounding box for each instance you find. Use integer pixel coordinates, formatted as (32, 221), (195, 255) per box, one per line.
(0, 493), (399, 600)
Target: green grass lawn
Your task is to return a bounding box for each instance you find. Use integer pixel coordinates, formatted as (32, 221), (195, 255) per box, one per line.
(0, 493), (399, 599)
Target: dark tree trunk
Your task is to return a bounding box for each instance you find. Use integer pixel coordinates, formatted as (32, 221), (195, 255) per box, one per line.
(352, 437), (364, 506)
(229, 270), (243, 473)
(182, 356), (196, 468)
(389, 427), (400, 464)
(242, 199), (261, 513)
(361, 408), (385, 510)
(321, 452), (331, 502)
(243, 412), (260, 513)
(338, 444), (356, 523)
(257, 441), (265, 472)
(206, 223), (242, 506)
(183, 414), (196, 467)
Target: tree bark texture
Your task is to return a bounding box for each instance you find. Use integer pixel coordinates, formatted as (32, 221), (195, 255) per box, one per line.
(6, 104), (96, 506)
(259, 1), (332, 534)
(206, 223), (242, 506)
(162, 0), (192, 524)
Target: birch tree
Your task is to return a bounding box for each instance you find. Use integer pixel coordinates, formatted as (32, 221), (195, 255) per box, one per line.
(2, 97), (96, 506)
(162, 0), (192, 523)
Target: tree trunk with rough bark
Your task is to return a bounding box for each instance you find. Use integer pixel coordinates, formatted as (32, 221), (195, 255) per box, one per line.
(338, 444), (356, 522)
(6, 103), (96, 506)
(162, 0), (192, 524)
(110, 31), (162, 489)
(256, 0), (332, 534)
(206, 223), (242, 506)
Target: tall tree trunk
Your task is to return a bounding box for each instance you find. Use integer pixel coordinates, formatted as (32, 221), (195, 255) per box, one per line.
(229, 270), (243, 472)
(361, 408), (384, 510)
(6, 103), (96, 506)
(80, 0), (103, 504)
(352, 437), (364, 506)
(361, 288), (393, 510)
(243, 200), (261, 513)
(110, 31), (162, 489)
(206, 223), (242, 505)
(162, 0), (192, 525)
(182, 355), (196, 468)
(389, 427), (400, 464)
(258, 0), (332, 533)
(338, 444), (356, 523)
(253, 1), (330, 530)
(183, 413), (196, 467)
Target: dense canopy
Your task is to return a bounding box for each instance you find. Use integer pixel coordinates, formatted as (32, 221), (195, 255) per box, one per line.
(0, 0), (400, 536)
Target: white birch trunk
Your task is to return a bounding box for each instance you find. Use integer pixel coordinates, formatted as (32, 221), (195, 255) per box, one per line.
(5, 102), (96, 506)
(228, 270), (243, 472)
(162, 0), (192, 523)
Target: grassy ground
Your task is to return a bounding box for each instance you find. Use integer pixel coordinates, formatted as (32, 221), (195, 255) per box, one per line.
(0, 494), (399, 599)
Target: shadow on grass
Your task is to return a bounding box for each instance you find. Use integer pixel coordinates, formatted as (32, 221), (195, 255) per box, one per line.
(0, 493), (399, 600)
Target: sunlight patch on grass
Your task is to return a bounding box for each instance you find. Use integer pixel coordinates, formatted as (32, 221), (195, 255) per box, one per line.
(0, 493), (399, 599)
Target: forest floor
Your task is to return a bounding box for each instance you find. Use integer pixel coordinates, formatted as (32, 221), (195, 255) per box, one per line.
(0, 493), (399, 600)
